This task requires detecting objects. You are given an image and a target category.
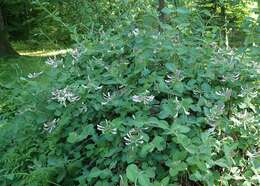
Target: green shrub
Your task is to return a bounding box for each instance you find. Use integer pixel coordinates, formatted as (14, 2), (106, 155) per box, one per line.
(0, 10), (259, 186)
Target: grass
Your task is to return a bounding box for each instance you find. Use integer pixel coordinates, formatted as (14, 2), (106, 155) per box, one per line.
(13, 41), (72, 57)
(0, 56), (45, 84)
(0, 42), (71, 84)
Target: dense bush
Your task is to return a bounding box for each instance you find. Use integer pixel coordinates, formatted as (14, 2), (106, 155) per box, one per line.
(0, 7), (259, 185)
(1, 0), (152, 45)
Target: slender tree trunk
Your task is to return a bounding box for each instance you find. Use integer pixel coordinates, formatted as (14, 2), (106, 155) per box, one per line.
(173, 0), (178, 8)
(158, 0), (165, 32)
(221, 5), (229, 48)
(0, 7), (18, 57)
(257, 0), (260, 22)
(213, 0), (217, 13)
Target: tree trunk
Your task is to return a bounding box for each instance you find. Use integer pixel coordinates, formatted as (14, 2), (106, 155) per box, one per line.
(158, 0), (165, 32)
(0, 7), (18, 57)
(221, 5), (229, 48)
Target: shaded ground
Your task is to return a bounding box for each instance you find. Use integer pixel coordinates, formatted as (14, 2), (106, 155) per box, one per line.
(0, 42), (71, 84)
(0, 56), (45, 84)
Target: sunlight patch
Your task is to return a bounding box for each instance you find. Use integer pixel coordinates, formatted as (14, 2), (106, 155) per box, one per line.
(19, 49), (72, 57)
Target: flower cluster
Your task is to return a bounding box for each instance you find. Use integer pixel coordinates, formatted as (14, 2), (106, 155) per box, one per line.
(101, 92), (113, 105)
(45, 56), (63, 68)
(97, 120), (117, 134)
(79, 102), (88, 113)
(221, 73), (240, 82)
(27, 72), (43, 79)
(165, 70), (184, 83)
(174, 97), (190, 117)
(132, 91), (154, 104)
(238, 86), (258, 98)
(231, 110), (257, 129)
(51, 87), (80, 107)
(124, 128), (144, 148)
(71, 46), (86, 64)
(206, 104), (225, 127)
(216, 88), (232, 100)
(43, 119), (59, 133)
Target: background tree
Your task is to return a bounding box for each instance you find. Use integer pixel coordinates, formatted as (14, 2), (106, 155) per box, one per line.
(0, 7), (18, 56)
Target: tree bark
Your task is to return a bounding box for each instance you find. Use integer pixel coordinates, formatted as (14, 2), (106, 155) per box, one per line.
(0, 7), (18, 57)
(158, 0), (165, 32)
(220, 5), (229, 48)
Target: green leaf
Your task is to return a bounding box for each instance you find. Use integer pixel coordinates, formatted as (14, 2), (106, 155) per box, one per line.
(176, 134), (191, 147)
(88, 167), (102, 179)
(176, 7), (190, 14)
(152, 136), (166, 151)
(159, 101), (178, 119)
(215, 159), (229, 168)
(169, 162), (187, 177)
(170, 124), (190, 134)
(67, 132), (79, 143)
(147, 117), (169, 129)
(161, 7), (174, 15)
(138, 174), (150, 186)
(67, 125), (94, 144)
(140, 143), (155, 157)
(173, 82), (184, 94)
(126, 164), (139, 182)
(165, 63), (176, 72)
(160, 177), (170, 185)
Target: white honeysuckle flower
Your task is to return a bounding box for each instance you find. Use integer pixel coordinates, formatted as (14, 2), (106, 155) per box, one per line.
(230, 110), (257, 132)
(165, 75), (173, 83)
(221, 73), (240, 82)
(51, 87), (80, 107)
(83, 76), (104, 91)
(132, 28), (140, 36)
(207, 127), (216, 134)
(193, 88), (202, 96)
(174, 97), (190, 117)
(16, 107), (34, 115)
(216, 88), (232, 99)
(82, 84), (103, 91)
(71, 48), (80, 60)
(206, 104), (225, 126)
(165, 70), (184, 83)
(251, 60), (260, 74)
(43, 119), (59, 133)
(71, 46), (86, 64)
(95, 86), (103, 90)
(132, 91), (154, 104)
(232, 73), (240, 80)
(175, 70), (184, 81)
(238, 86), (258, 98)
(132, 95), (143, 103)
(81, 85), (88, 89)
(143, 95), (155, 104)
(124, 128), (144, 147)
(45, 56), (63, 68)
(27, 71), (43, 79)
(79, 102), (88, 113)
(97, 120), (117, 135)
(102, 92), (113, 105)
(183, 107), (190, 115)
(246, 150), (260, 159)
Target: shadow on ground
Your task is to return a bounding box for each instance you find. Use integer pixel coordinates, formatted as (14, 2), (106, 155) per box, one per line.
(0, 48), (71, 84)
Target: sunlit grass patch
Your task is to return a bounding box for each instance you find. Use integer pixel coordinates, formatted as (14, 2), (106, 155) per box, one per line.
(12, 41), (72, 57)
(18, 49), (72, 57)
(0, 56), (46, 84)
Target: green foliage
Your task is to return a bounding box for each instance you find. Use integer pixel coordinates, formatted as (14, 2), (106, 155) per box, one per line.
(0, 1), (259, 186)
(194, 0), (253, 46)
(1, 10), (259, 185)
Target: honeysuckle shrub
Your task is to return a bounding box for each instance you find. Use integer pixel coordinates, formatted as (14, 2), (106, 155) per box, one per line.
(0, 24), (259, 186)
